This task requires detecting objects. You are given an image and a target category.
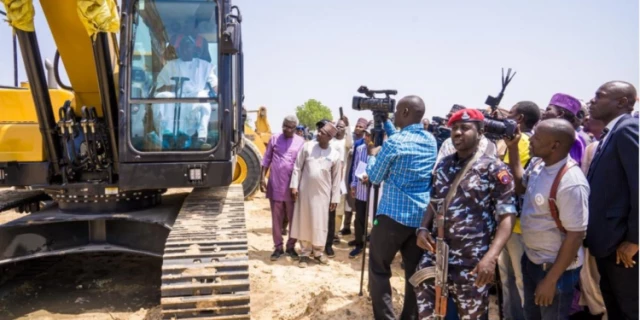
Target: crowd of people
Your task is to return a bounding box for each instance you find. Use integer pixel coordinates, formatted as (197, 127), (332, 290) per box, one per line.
(258, 80), (638, 320)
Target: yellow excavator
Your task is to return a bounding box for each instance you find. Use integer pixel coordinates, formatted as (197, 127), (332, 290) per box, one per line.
(0, 0), (259, 318)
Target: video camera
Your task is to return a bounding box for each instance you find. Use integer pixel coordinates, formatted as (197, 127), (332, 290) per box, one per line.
(352, 86), (397, 147)
(426, 115), (451, 151)
(352, 86), (397, 114)
(482, 68), (518, 141)
(482, 116), (517, 141)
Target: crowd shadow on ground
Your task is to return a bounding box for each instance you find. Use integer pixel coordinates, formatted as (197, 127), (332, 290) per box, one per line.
(249, 228), (406, 274)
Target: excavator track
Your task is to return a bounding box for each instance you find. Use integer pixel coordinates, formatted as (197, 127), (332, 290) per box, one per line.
(0, 189), (50, 213)
(161, 185), (250, 320)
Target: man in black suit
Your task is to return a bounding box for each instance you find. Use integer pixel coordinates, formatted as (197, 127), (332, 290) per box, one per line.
(586, 80), (639, 319)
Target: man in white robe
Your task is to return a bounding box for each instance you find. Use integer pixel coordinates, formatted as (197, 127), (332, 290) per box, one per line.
(152, 35), (217, 150)
(290, 122), (342, 268)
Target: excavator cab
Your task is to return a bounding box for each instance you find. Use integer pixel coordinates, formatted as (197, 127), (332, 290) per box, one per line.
(128, 1), (219, 154)
(120, 0), (238, 184)
(122, 0), (244, 190)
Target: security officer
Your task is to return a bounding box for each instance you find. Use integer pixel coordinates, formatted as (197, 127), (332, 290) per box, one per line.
(414, 109), (516, 319)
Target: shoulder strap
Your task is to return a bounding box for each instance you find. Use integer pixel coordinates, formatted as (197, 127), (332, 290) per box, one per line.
(431, 149), (482, 239)
(548, 161), (577, 234)
(445, 150), (482, 210)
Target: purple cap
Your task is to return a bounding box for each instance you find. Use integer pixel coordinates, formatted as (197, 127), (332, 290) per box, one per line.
(549, 93), (581, 116)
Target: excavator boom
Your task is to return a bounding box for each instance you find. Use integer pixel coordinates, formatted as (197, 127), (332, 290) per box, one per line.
(40, 0), (119, 113)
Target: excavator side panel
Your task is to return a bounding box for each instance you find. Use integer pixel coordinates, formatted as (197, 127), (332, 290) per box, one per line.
(0, 87), (75, 162)
(0, 124), (43, 162)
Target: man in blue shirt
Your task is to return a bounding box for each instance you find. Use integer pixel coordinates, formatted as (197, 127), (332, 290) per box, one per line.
(366, 95), (438, 320)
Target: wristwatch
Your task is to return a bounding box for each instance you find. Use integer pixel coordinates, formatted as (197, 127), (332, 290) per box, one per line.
(415, 227), (429, 236)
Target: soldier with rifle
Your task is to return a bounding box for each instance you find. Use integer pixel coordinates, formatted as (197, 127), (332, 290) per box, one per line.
(411, 109), (516, 319)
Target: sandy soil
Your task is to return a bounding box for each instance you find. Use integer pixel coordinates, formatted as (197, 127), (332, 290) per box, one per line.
(0, 191), (498, 320)
(245, 193), (407, 320)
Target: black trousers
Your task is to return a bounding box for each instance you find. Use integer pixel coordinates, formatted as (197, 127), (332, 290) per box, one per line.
(326, 209), (336, 248)
(369, 215), (421, 320)
(354, 199), (367, 247)
(342, 210), (353, 230)
(596, 252), (639, 320)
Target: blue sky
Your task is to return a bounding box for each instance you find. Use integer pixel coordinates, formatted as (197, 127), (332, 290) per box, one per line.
(1, 0), (638, 130)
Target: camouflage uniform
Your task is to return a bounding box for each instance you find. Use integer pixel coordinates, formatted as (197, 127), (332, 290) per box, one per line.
(415, 153), (517, 320)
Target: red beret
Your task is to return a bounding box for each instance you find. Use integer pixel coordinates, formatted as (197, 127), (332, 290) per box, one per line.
(447, 109), (485, 127)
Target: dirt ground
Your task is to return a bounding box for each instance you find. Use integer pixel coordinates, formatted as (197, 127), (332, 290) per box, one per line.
(0, 191), (498, 320)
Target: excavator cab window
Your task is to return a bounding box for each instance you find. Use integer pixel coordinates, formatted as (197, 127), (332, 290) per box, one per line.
(129, 0), (219, 152)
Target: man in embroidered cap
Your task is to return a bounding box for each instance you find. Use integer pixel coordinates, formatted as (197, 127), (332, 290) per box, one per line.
(340, 117), (370, 236)
(289, 122), (342, 268)
(356, 117), (369, 129)
(542, 93), (587, 165)
(414, 108), (516, 320)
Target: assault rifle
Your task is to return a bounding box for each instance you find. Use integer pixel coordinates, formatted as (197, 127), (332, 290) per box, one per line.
(409, 199), (449, 319)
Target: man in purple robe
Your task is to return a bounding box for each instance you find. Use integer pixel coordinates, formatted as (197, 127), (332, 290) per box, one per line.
(542, 93), (586, 165)
(260, 115), (306, 261)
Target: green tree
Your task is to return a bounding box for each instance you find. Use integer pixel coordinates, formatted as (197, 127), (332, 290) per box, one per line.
(295, 99), (333, 129)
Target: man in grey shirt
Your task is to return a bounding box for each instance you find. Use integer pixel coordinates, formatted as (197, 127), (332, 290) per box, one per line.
(504, 118), (589, 320)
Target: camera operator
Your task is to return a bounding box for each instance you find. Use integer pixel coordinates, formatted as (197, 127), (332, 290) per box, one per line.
(498, 101), (541, 320)
(366, 95), (437, 320)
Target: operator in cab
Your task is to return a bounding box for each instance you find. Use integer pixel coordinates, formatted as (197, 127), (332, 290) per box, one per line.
(152, 35), (218, 150)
